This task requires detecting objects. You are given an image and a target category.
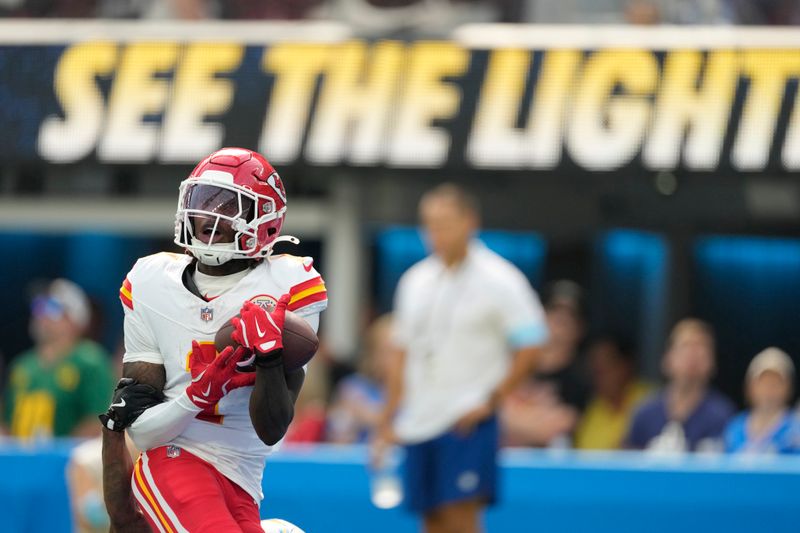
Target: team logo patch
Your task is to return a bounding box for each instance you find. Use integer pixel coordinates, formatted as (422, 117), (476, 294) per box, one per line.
(457, 471), (479, 492)
(166, 445), (181, 458)
(200, 306), (214, 322)
(249, 294), (277, 313)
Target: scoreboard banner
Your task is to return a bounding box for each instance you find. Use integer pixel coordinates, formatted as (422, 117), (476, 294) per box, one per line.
(2, 21), (800, 173)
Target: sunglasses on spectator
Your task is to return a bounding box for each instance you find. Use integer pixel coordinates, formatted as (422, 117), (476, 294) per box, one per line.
(31, 296), (65, 320)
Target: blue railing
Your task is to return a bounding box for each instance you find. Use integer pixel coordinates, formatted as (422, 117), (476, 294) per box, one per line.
(2, 441), (800, 532)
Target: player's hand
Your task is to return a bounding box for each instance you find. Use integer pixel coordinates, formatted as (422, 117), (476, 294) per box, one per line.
(370, 428), (397, 469)
(231, 295), (290, 364)
(454, 402), (494, 436)
(185, 342), (255, 408)
(369, 414), (398, 468)
(99, 378), (164, 432)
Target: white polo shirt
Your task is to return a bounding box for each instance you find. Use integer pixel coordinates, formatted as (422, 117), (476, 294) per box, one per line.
(391, 240), (548, 444)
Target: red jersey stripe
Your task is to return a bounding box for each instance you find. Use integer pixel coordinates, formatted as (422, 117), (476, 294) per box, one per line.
(290, 276), (323, 295)
(120, 292), (133, 310)
(287, 290), (327, 312)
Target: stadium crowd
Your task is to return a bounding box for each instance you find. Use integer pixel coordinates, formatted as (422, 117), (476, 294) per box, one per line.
(297, 281), (800, 455)
(0, 0), (799, 26)
(4, 272), (798, 457)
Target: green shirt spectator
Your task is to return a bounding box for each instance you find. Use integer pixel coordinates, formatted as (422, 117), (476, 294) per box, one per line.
(5, 340), (113, 438)
(3, 279), (113, 440)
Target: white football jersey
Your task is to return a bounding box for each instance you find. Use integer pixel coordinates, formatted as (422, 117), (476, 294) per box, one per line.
(119, 252), (327, 502)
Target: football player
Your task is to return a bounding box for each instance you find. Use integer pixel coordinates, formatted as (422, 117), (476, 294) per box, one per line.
(99, 148), (327, 532)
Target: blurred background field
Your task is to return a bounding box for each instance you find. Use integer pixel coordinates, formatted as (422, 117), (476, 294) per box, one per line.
(2, 1), (800, 531)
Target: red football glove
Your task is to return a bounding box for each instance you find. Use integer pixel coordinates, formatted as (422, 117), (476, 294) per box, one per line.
(231, 295), (290, 358)
(185, 341), (255, 409)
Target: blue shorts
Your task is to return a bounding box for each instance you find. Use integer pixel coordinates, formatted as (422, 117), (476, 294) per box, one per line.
(402, 416), (499, 514)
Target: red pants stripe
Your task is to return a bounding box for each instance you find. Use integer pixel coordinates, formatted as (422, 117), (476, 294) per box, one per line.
(131, 446), (262, 533)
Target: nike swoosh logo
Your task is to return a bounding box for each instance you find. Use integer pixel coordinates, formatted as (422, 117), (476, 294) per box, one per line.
(192, 395), (210, 405)
(237, 353), (256, 368)
(111, 398), (126, 408)
(304, 263), (313, 272)
(192, 369), (206, 383)
(202, 383), (211, 396)
(222, 379), (232, 396)
(255, 318), (268, 338)
(265, 312), (279, 332)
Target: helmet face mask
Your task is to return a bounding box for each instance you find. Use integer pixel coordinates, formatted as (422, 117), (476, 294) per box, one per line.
(174, 148), (288, 266)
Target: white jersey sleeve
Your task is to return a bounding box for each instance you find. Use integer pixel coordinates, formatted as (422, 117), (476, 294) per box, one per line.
(269, 254), (328, 320)
(496, 268), (548, 350)
(119, 268), (163, 365)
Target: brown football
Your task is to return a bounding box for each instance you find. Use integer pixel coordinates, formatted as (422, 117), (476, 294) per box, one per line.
(215, 310), (319, 372)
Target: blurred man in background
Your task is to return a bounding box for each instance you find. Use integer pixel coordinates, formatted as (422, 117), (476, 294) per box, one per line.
(327, 314), (392, 444)
(501, 280), (589, 447)
(626, 319), (734, 453)
(3, 279), (113, 440)
(375, 183), (547, 533)
(725, 347), (800, 454)
(574, 336), (651, 450)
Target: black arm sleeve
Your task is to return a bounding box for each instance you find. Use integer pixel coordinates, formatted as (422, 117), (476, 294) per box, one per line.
(248, 356), (305, 446)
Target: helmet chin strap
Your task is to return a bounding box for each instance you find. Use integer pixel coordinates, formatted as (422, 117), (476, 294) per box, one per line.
(190, 238), (237, 266)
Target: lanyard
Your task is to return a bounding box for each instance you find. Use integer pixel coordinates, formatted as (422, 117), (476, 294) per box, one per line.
(419, 260), (470, 373)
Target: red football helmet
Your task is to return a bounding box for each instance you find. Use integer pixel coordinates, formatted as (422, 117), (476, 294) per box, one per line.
(174, 148), (291, 265)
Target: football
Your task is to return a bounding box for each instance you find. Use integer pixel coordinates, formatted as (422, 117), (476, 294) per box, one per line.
(215, 310), (319, 372)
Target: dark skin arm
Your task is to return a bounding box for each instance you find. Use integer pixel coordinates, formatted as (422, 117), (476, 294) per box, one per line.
(122, 362), (167, 391)
(123, 357), (300, 442)
(101, 362), (166, 532)
(102, 428), (150, 533)
(249, 362), (305, 446)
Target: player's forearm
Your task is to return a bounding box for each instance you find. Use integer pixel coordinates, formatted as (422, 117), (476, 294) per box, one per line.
(127, 394), (201, 451)
(249, 363), (295, 446)
(101, 429), (149, 532)
(381, 348), (406, 422)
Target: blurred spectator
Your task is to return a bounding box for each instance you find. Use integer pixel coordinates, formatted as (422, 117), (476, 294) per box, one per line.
(327, 314), (392, 444)
(0, 0), (94, 17)
(574, 336), (652, 450)
(316, 0), (500, 36)
(3, 279), (113, 440)
(536, 281), (590, 411)
(97, 0), (213, 19)
(624, 0), (661, 24)
(725, 348), (800, 454)
(501, 280), (589, 447)
(0, 0), (212, 18)
(623, 0), (731, 24)
(725, 0), (800, 25)
(524, 0), (729, 24)
(626, 319), (734, 453)
(220, 0), (321, 19)
(67, 433), (138, 533)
